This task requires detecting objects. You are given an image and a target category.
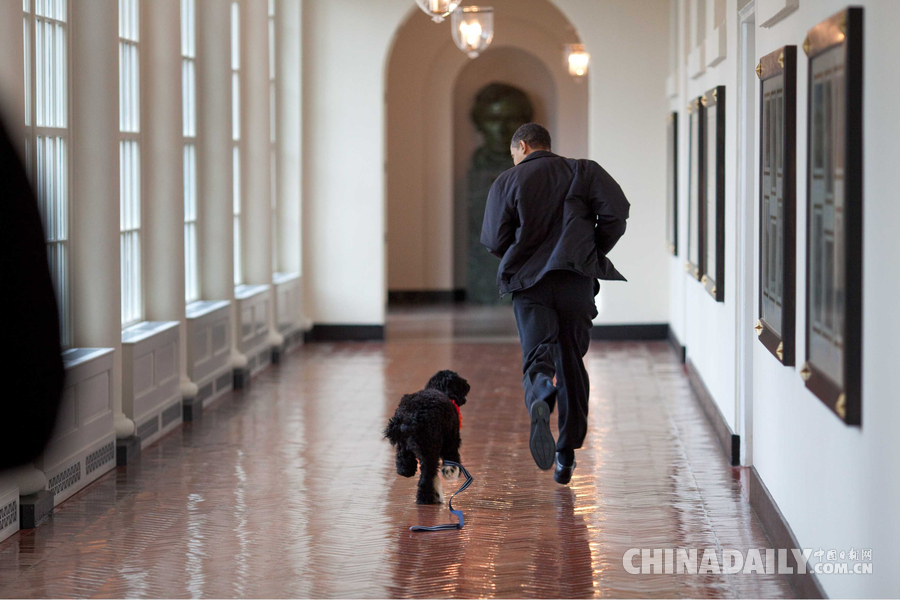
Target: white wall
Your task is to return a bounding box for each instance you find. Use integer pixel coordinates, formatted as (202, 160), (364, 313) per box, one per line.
(752, 2), (900, 597)
(304, 0), (670, 326)
(668, 0), (900, 596)
(673, 0), (740, 431)
(560, 0), (670, 325)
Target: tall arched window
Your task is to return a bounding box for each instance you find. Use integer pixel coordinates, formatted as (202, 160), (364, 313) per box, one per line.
(231, 0), (242, 286)
(119, 0), (142, 327)
(182, 0), (199, 303)
(269, 0), (278, 272)
(24, 0), (71, 347)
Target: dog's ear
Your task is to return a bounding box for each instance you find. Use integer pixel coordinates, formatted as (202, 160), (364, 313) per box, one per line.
(427, 370), (470, 405)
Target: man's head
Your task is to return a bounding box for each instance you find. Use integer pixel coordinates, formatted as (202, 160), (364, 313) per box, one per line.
(510, 123), (552, 165)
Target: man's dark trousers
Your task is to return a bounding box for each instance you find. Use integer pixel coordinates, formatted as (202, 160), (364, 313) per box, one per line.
(512, 269), (598, 452)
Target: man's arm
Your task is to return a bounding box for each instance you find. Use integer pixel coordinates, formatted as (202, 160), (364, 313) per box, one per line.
(589, 164), (630, 255)
(480, 177), (517, 258)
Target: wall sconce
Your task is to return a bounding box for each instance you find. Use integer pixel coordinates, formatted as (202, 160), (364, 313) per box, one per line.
(566, 44), (590, 78)
(452, 6), (494, 59)
(414, 0), (460, 23)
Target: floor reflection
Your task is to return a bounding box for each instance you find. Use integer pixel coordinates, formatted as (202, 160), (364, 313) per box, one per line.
(0, 317), (795, 598)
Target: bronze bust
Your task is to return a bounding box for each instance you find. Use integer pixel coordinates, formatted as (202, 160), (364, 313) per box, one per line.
(466, 83), (534, 304)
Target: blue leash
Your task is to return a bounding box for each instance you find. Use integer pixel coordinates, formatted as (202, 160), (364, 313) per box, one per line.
(410, 461), (474, 532)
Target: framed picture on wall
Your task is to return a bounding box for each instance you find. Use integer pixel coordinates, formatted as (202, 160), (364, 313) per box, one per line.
(685, 97), (703, 280)
(801, 7), (863, 425)
(666, 112), (678, 255)
(701, 86), (725, 302)
(756, 46), (797, 366)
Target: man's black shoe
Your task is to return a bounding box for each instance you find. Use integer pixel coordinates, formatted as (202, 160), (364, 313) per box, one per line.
(554, 452), (576, 484)
(529, 400), (555, 470)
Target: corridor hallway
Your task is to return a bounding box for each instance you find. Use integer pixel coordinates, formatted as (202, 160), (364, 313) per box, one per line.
(0, 309), (794, 598)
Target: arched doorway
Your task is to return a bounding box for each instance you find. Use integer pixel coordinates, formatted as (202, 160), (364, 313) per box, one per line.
(385, 0), (588, 304)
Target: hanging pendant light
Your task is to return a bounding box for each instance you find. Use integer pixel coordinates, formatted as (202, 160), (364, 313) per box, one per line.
(414, 0), (460, 23)
(565, 44), (590, 78)
(452, 6), (494, 59)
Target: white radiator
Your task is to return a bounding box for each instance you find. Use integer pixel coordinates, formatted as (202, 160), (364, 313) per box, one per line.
(122, 321), (183, 448)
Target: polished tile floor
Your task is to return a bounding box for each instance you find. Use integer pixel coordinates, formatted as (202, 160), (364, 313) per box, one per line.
(0, 307), (795, 598)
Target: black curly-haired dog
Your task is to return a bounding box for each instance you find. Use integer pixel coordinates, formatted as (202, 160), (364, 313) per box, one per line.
(384, 370), (470, 504)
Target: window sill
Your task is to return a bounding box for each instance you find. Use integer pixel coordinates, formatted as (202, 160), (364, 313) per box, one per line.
(122, 321), (179, 345)
(62, 347), (114, 370)
(273, 271), (301, 286)
(186, 299), (231, 320)
(234, 284), (270, 301)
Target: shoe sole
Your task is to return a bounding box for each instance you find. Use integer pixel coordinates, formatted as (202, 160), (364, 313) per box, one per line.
(529, 400), (555, 470)
(554, 461), (576, 485)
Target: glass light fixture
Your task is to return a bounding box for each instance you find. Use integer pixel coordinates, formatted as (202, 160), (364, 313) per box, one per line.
(566, 44), (590, 78)
(414, 0), (460, 23)
(452, 6), (494, 59)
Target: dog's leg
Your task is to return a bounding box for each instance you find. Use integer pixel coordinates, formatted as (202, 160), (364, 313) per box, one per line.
(416, 455), (442, 505)
(433, 472), (445, 504)
(441, 437), (462, 481)
(395, 446), (417, 477)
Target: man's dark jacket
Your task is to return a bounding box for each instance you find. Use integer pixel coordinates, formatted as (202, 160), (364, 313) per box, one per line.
(480, 150), (630, 295)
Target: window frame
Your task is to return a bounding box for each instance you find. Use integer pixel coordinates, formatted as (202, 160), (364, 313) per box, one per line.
(182, 0), (200, 303)
(118, 0), (144, 328)
(231, 0), (243, 287)
(23, 0), (73, 349)
(268, 0), (278, 274)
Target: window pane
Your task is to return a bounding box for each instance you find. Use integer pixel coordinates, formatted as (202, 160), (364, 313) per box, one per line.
(23, 17), (30, 127)
(30, 4), (70, 346)
(119, 41), (140, 133)
(233, 144), (241, 286)
(181, 0), (195, 58)
(184, 143), (196, 220)
(35, 19), (43, 126)
(234, 216), (242, 286)
(185, 222), (198, 302)
(120, 139), (141, 325)
(269, 82), (276, 144)
(268, 18), (275, 80)
(182, 58), (196, 137)
(230, 1), (240, 70)
(119, 0), (138, 41)
(233, 145), (240, 216)
(232, 72), (240, 141)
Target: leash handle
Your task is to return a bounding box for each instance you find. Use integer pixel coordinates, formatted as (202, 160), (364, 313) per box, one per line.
(409, 461), (473, 532)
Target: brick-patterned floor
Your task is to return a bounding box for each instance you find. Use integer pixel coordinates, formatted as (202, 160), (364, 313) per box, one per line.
(0, 308), (795, 598)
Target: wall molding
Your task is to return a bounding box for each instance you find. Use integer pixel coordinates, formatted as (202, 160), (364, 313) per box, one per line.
(304, 325), (385, 342)
(685, 359), (740, 465)
(668, 328), (686, 363)
(748, 467), (827, 599)
(590, 323), (668, 341)
(387, 290), (466, 305)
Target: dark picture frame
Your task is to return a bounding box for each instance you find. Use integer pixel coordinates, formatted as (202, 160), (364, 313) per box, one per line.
(701, 86), (725, 301)
(666, 112), (678, 255)
(802, 7), (863, 425)
(756, 46), (797, 366)
(685, 97), (703, 281)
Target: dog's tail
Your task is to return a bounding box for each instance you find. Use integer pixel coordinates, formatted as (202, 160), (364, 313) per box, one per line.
(383, 416), (405, 446)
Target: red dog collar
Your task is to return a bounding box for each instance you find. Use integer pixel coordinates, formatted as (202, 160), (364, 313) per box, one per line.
(451, 399), (462, 429)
